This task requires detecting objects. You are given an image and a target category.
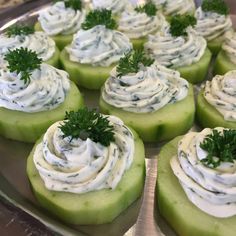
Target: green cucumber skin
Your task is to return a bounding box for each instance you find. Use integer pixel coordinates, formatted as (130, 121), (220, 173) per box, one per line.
(45, 46), (60, 68)
(99, 84), (195, 142)
(174, 48), (212, 84)
(214, 50), (236, 76)
(207, 37), (223, 55)
(196, 90), (236, 129)
(0, 82), (84, 143)
(60, 49), (114, 90)
(157, 136), (236, 236)
(35, 21), (73, 50)
(27, 129), (145, 225)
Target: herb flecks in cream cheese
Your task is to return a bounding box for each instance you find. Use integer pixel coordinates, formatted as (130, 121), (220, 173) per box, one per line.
(33, 116), (135, 193)
(204, 70), (236, 122)
(171, 128), (236, 218)
(38, 1), (86, 36)
(92, 0), (127, 14)
(102, 63), (189, 113)
(222, 31), (236, 65)
(66, 25), (132, 67)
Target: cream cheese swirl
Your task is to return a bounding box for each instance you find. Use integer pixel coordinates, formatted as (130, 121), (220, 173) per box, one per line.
(102, 63), (189, 113)
(204, 70), (236, 122)
(66, 25), (132, 67)
(38, 1), (86, 36)
(0, 64), (70, 112)
(222, 31), (236, 64)
(118, 8), (165, 39)
(144, 23), (206, 68)
(0, 31), (55, 62)
(92, 0), (127, 14)
(171, 128), (236, 218)
(33, 116), (135, 193)
(195, 7), (232, 41)
(153, 0), (195, 16)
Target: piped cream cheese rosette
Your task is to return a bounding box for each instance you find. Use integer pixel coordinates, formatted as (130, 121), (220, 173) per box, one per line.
(92, 0), (127, 14)
(99, 49), (195, 142)
(196, 70), (236, 129)
(171, 128), (236, 218)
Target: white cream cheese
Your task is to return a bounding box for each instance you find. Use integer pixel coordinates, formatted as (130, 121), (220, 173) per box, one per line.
(38, 1), (86, 36)
(102, 63), (189, 113)
(204, 70), (236, 122)
(92, 0), (127, 14)
(222, 31), (236, 65)
(195, 7), (232, 41)
(153, 0), (195, 16)
(66, 25), (132, 67)
(171, 128), (236, 218)
(144, 23), (206, 68)
(0, 31), (55, 62)
(33, 116), (135, 193)
(0, 63), (70, 112)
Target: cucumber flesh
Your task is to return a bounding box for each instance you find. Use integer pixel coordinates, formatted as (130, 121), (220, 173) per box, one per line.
(157, 136), (236, 236)
(99, 84), (195, 142)
(0, 82), (84, 142)
(131, 37), (146, 50)
(213, 50), (236, 75)
(174, 48), (212, 84)
(196, 90), (236, 129)
(45, 46), (60, 68)
(27, 130), (145, 225)
(60, 49), (114, 90)
(207, 37), (223, 55)
(35, 21), (73, 50)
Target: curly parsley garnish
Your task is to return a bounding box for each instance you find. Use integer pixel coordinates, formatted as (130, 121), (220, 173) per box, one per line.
(6, 25), (34, 37)
(202, 0), (229, 15)
(116, 49), (155, 77)
(4, 47), (42, 84)
(59, 108), (115, 146)
(170, 14), (197, 37)
(135, 2), (157, 17)
(53, 0), (82, 10)
(81, 9), (117, 30)
(200, 129), (236, 168)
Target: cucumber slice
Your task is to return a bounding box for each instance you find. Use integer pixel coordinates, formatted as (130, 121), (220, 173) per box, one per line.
(196, 90), (236, 129)
(0, 82), (84, 142)
(45, 46), (60, 68)
(174, 48), (212, 84)
(207, 37), (223, 55)
(157, 136), (236, 236)
(35, 21), (73, 50)
(26, 129), (145, 225)
(99, 85), (195, 142)
(213, 50), (236, 75)
(60, 49), (115, 90)
(131, 37), (146, 50)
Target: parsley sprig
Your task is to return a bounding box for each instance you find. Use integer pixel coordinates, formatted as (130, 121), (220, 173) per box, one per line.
(116, 50), (154, 77)
(202, 0), (229, 15)
(135, 2), (157, 17)
(59, 108), (115, 147)
(6, 25), (34, 37)
(53, 0), (81, 10)
(81, 9), (117, 30)
(170, 14), (197, 37)
(200, 129), (236, 168)
(4, 47), (42, 84)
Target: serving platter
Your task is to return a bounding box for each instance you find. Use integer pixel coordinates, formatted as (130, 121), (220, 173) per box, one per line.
(0, 0), (235, 235)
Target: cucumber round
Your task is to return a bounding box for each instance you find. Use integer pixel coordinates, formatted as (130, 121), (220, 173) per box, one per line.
(131, 37), (146, 50)
(26, 129), (145, 225)
(174, 48), (212, 84)
(213, 50), (236, 76)
(60, 49), (115, 90)
(45, 46), (60, 68)
(99, 84), (195, 142)
(207, 37), (224, 55)
(35, 21), (73, 50)
(0, 82), (84, 143)
(157, 136), (236, 236)
(196, 90), (236, 129)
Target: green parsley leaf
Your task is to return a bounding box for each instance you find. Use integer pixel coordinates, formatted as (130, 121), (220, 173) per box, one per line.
(116, 49), (155, 77)
(6, 25), (34, 37)
(135, 2), (157, 17)
(59, 108), (115, 147)
(170, 14), (197, 37)
(53, 0), (82, 10)
(4, 47), (42, 84)
(202, 0), (229, 15)
(200, 129), (236, 168)
(81, 9), (117, 30)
